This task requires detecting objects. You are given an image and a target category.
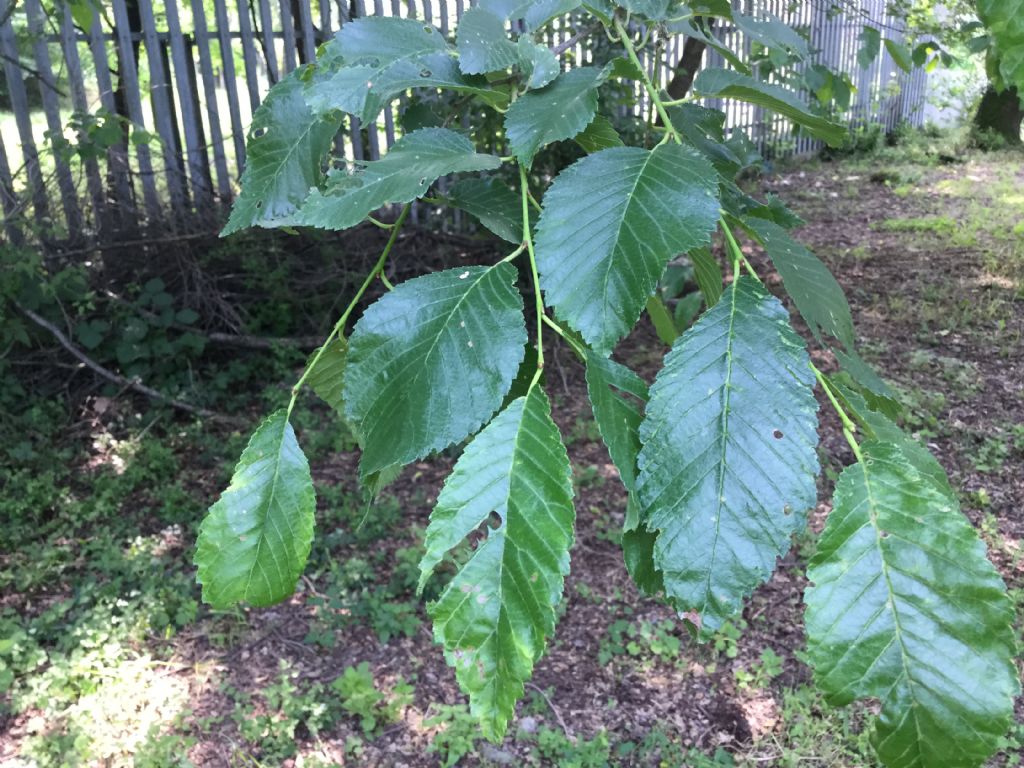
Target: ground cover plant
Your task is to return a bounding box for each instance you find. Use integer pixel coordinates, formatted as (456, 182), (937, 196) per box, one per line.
(188, 3), (1022, 767)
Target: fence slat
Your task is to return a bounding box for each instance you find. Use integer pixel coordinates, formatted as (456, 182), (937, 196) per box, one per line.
(110, 0), (162, 223)
(58, 3), (106, 237)
(0, 132), (24, 245)
(256, 0), (280, 82)
(236, 0), (264, 112)
(212, 0), (247, 177)
(136, 0), (187, 214)
(85, 7), (136, 232)
(297, 0), (318, 61)
(279, 0), (298, 71)
(190, 0), (232, 200)
(24, 0), (82, 239)
(0, 11), (50, 226)
(165, 0), (213, 215)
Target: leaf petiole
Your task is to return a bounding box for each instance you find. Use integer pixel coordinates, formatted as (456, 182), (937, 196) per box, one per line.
(520, 164), (545, 386)
(287, 203), (411, 418)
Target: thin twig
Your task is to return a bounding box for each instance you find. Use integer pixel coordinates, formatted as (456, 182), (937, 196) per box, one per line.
(551, 22), (600, 57)
(16, 302), (232, 422)
(526, 682), (575, 741)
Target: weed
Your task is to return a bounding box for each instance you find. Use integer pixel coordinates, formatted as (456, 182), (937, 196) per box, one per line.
(734, 648), (784, 691)
(332, 661), (413, 736)
(426, 703), (483, 768)
(598, 618), (682, 667)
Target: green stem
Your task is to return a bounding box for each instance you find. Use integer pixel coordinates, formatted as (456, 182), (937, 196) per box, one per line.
(499, 242), (527, 263)
(720, 216), (759, 280)
(614, 18), (681, 144)
(286, 203), (411, 419)
(520, 164), (545, 386)
(811, 363), (863, 462)
(541, 314), (586, 359)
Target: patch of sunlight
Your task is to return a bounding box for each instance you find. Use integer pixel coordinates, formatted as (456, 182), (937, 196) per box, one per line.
(41, 656), (189, 764)
(971, 272), (1018, 291)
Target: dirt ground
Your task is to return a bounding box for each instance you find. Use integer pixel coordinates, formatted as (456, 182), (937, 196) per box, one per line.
(3, 144), (1023, 767)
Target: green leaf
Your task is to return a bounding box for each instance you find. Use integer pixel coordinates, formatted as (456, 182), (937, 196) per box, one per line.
(739, 217), (856, 350)
(534, 144), (720, 353)
(688, 246), (723, 308)
(884, 38), (913, 73)
(835, 346), (896, 401)
(668, 103), (746, 176)
(422, 386), (575, 740)
(296, 128), (500, 230)
(446, 177), (532, 243)
(222, 69), (342, 236)
(693, 68), (847, 147)
(523, 0), (582, 29)
(517, 38), (560, 89)
(977, 0), (1024, 90)
(646, 295), (678, 346)
(832, 379), (951, 496)
(617, 0), (671, 20)
(307, 18), (507, 122)
(195, 410), (316, 608)
(446, 177), (527, 243)
(504, 67), (608, 167)
(574, 114), (624, 153)
(306, 338), (347, 414)
(636, 276), (819, 637)
(805, 442), (1017, 768)
(69, 1), (94, 33)
(668, 18), (749, 74)
(584, 352), (647, 492)
(457, 8), (519, 74)
(622, 521), (664, 596)
(858, 25), (882, 69)
(733, 11), (810, 59)
(343, 263), (527, 476)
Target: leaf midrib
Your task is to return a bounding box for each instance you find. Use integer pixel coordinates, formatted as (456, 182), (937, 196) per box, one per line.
(242, 414), (290, 601)
(703, 275), (740, 619)
(859, 457), (926, 763)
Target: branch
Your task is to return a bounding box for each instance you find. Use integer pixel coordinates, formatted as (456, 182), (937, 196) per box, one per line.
(15, 302), (233, 422)
(550, 22), (600, 57)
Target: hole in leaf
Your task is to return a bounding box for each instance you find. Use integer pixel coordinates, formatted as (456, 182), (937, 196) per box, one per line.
(252, 127), (266, 139)
(773, 429), (784, 439)
(487, 511), (502, 530)
(419, 68), (432, 78)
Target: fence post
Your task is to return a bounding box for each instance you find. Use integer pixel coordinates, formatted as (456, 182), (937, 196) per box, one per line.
(165, 0), (214, 219)
(0, 132), (24, 246)
(190, 0), (233, 202)
(24, 0), (83, 241)
(110, 0), (163, 225)
(0, 12), (51, 229)
(58, 3), (107, 239)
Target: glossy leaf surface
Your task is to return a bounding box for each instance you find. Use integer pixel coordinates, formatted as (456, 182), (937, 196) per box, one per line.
(343, 263), (526, 476)
(222, 70), (341, 235)
(422, 387), (574, 740)
(806, 442), (1017, 768)
(534, 144), (719, 352)
(195, 410), (315, 608)
(296, 128), (499, 230)
(636, 277), (819, 637)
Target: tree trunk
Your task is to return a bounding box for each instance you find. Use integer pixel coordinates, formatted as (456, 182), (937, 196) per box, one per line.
(665, 24), (712, 100)
(973, 85), (1023, 145)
